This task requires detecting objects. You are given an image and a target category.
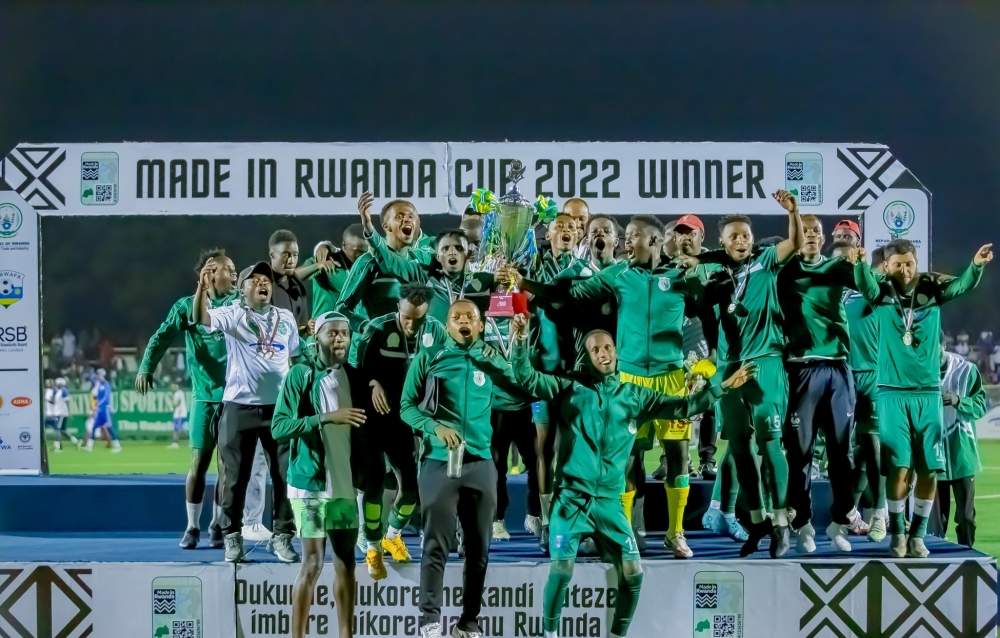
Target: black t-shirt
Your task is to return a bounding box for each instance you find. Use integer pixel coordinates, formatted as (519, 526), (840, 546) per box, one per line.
(271, 274), (309, 331)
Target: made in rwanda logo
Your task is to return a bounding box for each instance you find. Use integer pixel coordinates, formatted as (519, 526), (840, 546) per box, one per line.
(0, 203), (23, 239)
(0, 271), (25, 308)
(883, 200), (915, 239)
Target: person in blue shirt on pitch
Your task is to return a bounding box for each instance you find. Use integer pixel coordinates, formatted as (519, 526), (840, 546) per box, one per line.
(81, 368), (121, 452)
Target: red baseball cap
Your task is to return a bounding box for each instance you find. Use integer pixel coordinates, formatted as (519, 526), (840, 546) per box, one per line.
(675, 214), (704, 233)
(834, 220), (861, 238)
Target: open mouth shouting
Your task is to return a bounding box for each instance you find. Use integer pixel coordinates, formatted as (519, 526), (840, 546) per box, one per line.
(400, 221), (414, 238)
(593, 238), (607, 253)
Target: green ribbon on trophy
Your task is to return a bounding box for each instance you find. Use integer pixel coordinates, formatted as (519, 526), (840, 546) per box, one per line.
(466, 160), (557, 316)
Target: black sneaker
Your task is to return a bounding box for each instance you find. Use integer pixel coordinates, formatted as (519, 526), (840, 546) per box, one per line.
(651, 454), (668, 481)
(179, 527), (200, 549)
(770, 525), (791, 559)
(208, 524), (224, 549)
(539, 525), (550, 556)
(739, 520), (773, 557)
(700, 462), (718, 480)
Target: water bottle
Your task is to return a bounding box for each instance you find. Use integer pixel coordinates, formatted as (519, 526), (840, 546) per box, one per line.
(447, 441), (466, 479)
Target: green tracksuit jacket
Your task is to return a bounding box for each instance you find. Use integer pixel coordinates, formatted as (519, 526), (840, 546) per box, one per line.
(511, 341), (723, 499)
(399, 337), (520, 463)
(854, 260), (983, 389)
(366, 232), (495, 323)
(138, 292), (238, 401)
(335, 238), (433, 332)
(271, 357), (365, 493)
(525, 260), (707, 377)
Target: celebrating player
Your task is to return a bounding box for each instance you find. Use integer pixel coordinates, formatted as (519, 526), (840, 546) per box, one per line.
(137, 248), (238, 549)
(509, 314), (756, 638)
(834, 243), (889, 542)
(307, 224), (370, 318)
(399, 300), (522, 638)
(194, 260), (302, 563)
(273, 312), (367, 638)
(852, 239), (992, 557)
(336, 195), (433, 331)
(352, 284), (446, 578)
(777, 215), (863, 553)
(690, 190), (803, 557)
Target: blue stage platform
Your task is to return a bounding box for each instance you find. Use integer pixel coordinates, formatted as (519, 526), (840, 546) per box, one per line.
(0, 473), (836, 533)
(1, 474), (994, 637)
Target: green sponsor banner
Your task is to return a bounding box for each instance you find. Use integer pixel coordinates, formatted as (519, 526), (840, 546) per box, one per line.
(64, 389), (192, 440)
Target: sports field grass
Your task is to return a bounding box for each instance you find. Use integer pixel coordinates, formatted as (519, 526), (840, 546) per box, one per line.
(47, 439), (1000, 557)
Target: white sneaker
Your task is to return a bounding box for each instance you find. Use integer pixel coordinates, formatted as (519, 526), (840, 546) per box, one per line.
(889, 533), (907, 558)
(242, 523), (272, 542)
(826, 522), (852, 552)
(110, 444), (122, 454)
(868, 514), (887, 543)
(420, 622), (442, 638)
(846, 511), (870, 535)
(167, 442), (180, 449)
(906, 536), (930, 558)
(492, 520), (510, 541)
(524, 515), (542, 537)
(796, 523), (817, 554)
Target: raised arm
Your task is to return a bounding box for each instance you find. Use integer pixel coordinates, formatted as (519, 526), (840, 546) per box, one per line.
(136, 298), (186, 393)
(294, 255), (333, 283)
(852, 251), (883, 304)
(773, 189), (804, 264)
(940, 245), (991, 303)
(191, 259), (217, 327)
(510, 336), (571, 401)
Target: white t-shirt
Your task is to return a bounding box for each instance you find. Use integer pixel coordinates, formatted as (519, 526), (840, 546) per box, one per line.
(287, 366), (354, 500)
(172, 390), (188, 419)
(53, 387), (69, 417)
(206, 304), (301, 405)
(44, 388), (55, 417)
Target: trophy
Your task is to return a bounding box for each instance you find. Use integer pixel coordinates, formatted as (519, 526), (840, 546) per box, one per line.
(482, 160), (535, 317)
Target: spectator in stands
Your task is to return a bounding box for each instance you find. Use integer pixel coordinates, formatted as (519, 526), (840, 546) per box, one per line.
(955, 332), (971, 357)
(944, 332), (956, 351)
(991, 345), (1000, 384)
(61, 329), (76, 364)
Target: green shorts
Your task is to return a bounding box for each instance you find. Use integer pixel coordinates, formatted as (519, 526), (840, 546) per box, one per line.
(291, 497), (359, 538)
(548, 489), (640, 562)
(718, 357), (787, 444)
(877, 390), (945, 474)
(853, 371), (880, 435)
(189, 401), (224, 450)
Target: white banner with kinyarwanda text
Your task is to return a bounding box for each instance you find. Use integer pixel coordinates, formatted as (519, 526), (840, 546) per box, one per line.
(2, 142), (915, 217)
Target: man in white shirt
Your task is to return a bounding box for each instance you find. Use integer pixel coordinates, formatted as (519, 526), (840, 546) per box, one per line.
(170, 381), (188, 449)
(194, 260), (302, 563)
(44, 379), (77, 451)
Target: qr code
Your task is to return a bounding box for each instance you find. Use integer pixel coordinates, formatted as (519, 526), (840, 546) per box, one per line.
(713, 614), (737, 637)
(153, 588), (176, 614)
(798, 184), (819, 203)
(786, 161), (804, 181)
(81, 161), (100, 181)
(95, 184), (114, 202)
(172, 620), (195, 638)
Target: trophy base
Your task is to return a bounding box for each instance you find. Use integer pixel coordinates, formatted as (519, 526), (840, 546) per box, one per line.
(487, 291), (529, 318)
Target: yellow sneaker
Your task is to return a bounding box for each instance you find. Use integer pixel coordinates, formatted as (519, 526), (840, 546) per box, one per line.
(366, 549), (387, 580)
(381, 535), (412, 562)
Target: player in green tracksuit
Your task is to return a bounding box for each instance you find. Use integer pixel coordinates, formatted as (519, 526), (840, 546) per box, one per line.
(136, 248), (239, 550)
(777, 216), (866, 554)
(399, 299), (523, 638)
(853, 238), (992, 558)
(351, 284), (447, 577)
(520, 214), (714, 559)
(833, 243), (889, 542)
(691, 190), (804, 558)
(335, 192), (434, 331)
(304, 224), (369, 317)
(508, 317), (757, 638)
(272, 312), (368, 638)
(937, 339), (988, 547)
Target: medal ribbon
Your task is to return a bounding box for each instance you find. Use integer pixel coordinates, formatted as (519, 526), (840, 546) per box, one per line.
(729, 261), (751, 310)
(249, 307), (279, 358)
(889, 279), (920, 340)
(486, 317), (517, 359)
